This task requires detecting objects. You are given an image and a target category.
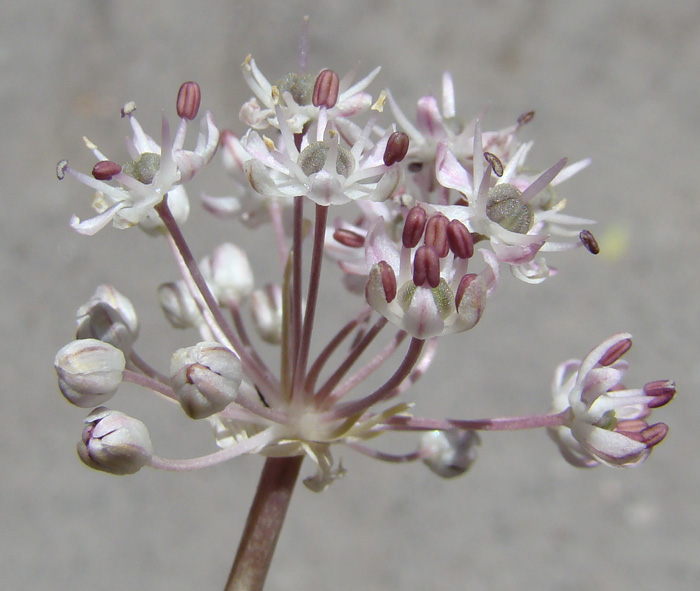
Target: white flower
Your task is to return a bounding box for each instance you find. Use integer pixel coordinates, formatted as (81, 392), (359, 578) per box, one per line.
(364, 204), (499, 338)
(242, 105), (402, 207)
(240, 55), (380, 133)
(57, 89), (218, 236)
(548, 333), (675, 467)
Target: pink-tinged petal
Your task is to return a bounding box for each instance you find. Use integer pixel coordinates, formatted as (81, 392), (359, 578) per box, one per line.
(415, 95), (445, 140)
(577, 333), (633, 381)
(335, 92), (373, 117)
(551, 157), (591, 186)
(307, 170), (345, 205)
(244, 160), (288, 198)
(441, 72), (456, 119)
(386, 90), (423, 144)
(365, 219), (401, 270)
(574, 424), (648, 466)
(490, 236), (546, 265)
(520, 158), (568, 204)
(201, 194), (243, 217)
(548, 427), (599, 468)
(402, 287), (445, 338)
(172, 152), (204, 184)
(511, 258), (554, 284)
(436, 142), (472, 194)
(371, 165), (402, 201)
(70, 202), (128, 236)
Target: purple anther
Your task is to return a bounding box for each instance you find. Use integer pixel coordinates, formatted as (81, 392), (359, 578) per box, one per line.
(643, 380), (676, 408)
(640, 423), (669, 447)
(377, 260), (397, 303)
(517, 110), (535, 126)
(402, 205), (427, 249)
(579, 229), (600, 255)
(424, 215), (449, 258)
(413, 246), (441, 288)
(312, 69), (340, 108)
(484, 152), (504, 177)
(455, 274), (478, 308)
(447, 219), (474, 259)
(333, 228), (365, 248)
(176, 81), (201, 120)
(383, 131), (410, 166)
(599, 338), (632, 366)
(92, 160), (122, 181)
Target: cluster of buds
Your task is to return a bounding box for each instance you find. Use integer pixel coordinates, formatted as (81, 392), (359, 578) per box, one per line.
(54, 35), (673, 486)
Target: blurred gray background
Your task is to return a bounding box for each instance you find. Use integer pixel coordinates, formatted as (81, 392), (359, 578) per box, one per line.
(2, 1), (699, 589)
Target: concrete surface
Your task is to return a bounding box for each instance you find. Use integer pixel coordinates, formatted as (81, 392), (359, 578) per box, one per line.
(2, 1), (699, 589)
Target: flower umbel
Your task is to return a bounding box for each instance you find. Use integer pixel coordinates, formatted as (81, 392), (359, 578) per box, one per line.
(55, 27), (675, 591)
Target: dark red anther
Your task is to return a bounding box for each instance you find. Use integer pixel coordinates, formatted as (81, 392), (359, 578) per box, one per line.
(447, 219), (474, 259)
(413, 246), (440, 288)
(333, 228), (365, 248)
(312, 69), (340, 108)
(644, 380), (676, 408)
(424, 214), (449, 258)
(176, 81), (201, 120)
(640, 423), (669, 447)
(599, 338), (632, 366)
(579, 229), (600, 255)
(402, 205), (427, 249)
(377, 260), (397, 303)
(383, 131), (410, 166)
(455, 273), (478, 309)
(92, 160), (122, 181)
(484, 152), (504, 177)
(517, 110), (535, 126)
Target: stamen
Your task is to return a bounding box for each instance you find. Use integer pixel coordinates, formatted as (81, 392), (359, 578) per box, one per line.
(424, 215), (449, 257)
(176, 81), (201, 120)
(92, 160), (122, 181)
(312, 69), (340, 108)
(333, 228), (365, 248)
(383, 131), (410, 166)
(377, 261), (397, 302)
(447, 219), (474, 259)
(640, 423), (669, 447)
(56, 160), (68, 180)
(579, 229), (600, 255)
(643, 380), (676, 408)
(484, 152), (504, 177)
(455, 274), (477, 309)
(402, 205), (427, 249)
(413, 246), (440, 288)
(599, 338), (632, 366)
(517, 110), (535, 126)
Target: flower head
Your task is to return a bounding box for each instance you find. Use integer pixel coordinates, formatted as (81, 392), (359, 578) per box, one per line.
(57, 82), (219, 235)
(548, 333), (675, 467)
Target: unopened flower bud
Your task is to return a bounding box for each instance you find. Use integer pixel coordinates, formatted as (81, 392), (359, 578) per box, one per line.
(176, 81), (201, 120)
(55, 339), (126, 407)
(92, 160), (122, 181)
(170, 342), (242, 419)
(312, 69), (340, 108)
(76, 285), (139, 352)
(78, 407), (153, 475)
(250, 284), (283, 344)
(383, 131), (409, 166)
(157, 280), (202, 329)
(420, 430), (480, 478)
(200, 243), (254, 306)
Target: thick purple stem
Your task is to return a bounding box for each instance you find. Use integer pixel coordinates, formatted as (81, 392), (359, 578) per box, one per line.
(224, 456), (304, 591)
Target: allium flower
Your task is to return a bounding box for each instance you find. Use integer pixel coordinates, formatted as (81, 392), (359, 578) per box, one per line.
(435, 121), (592, 282)
(242, 104), (403, 206)
(364, 205), (499, 338)
(240, 54), (380, 132)
(548, 333), (675, 467)
(56, 82), (218, 236)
